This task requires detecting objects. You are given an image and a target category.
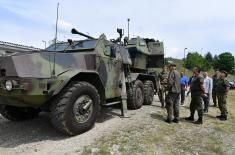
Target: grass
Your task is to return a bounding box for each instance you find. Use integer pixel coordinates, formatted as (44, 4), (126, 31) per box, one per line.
(82, 90), (235, 155)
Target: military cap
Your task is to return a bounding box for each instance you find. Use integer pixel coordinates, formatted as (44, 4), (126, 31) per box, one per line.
(220, 70), (228, 77)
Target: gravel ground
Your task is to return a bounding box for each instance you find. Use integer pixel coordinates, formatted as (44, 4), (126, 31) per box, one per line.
(0, 93), (235, 155)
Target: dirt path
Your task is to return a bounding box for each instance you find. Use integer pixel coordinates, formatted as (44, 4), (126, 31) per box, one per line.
(0, 91), (235, 155)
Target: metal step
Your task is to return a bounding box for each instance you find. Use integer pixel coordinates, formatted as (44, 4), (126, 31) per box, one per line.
(102, 101), (121, 106)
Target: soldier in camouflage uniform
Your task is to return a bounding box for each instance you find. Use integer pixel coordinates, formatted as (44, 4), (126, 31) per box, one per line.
(158, 66), (169, 108)
(185, 67), (205, 124)
(216, 70), (230, 120)
(165, 64), (181, 123)
(212, 70), (220, 107)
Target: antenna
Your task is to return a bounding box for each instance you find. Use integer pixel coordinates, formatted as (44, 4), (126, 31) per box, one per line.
(52, 2), (59, 77)
(127, 18), (130, 39)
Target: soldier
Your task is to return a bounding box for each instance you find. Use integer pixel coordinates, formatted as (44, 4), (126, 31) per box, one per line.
(158, 66), (169, 108)
(185, 67), (205, 124)
(212, 69), (220, 107)
(216, 70), (230, 120)
(165, 64), (181, 123)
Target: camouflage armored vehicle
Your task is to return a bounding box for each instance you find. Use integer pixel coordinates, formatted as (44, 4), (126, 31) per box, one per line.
(0, 28), (164, 135)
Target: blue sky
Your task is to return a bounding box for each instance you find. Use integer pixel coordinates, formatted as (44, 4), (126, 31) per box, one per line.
(0, 0), (234, 58)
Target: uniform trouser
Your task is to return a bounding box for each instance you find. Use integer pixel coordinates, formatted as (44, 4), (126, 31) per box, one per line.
(202, 93), (209, 111)
(158, 85), (166, 106)
(190, 92), (203, 118)
(212, 89), (217, 106)
(217, 94), (228, 116)
(181, 87), (186, 103)
(166, 92), (180, 120)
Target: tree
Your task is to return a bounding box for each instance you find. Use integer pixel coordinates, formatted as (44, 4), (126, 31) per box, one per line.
(204, 52), (213, 70)
(213, 55), (218, 69)
(185, 52), (208, 71)
(213, 52), (235, 73)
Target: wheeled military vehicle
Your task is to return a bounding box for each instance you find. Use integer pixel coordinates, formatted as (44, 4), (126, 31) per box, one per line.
(0, 28), (164, 135)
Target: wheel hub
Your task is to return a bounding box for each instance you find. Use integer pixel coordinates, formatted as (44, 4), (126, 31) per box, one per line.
(73, 95), (93, 124)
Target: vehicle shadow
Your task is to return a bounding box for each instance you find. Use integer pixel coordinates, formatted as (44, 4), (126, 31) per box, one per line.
(150, 113), (165, 121)
(0, 104), (121, 148)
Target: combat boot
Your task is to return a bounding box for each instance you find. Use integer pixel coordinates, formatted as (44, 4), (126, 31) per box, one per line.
(219, 115), (227, 121)
(172, 118), (179, 123)
(216, 115), (222, 118)
(165, 119), (172, 124)
(185, 115), (194, 121)
(194, 117), (203, 124)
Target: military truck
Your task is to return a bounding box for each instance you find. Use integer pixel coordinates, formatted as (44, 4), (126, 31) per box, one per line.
(0, 28), (164, 135)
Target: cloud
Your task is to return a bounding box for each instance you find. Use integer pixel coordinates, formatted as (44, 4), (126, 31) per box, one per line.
(0, 0), (234, 57)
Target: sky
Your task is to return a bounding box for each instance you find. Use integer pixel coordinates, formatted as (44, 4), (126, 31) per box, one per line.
(0, 0), (234, 58)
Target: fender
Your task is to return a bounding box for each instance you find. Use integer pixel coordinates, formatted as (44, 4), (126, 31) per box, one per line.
(52, 69), (105, 104)
(53, 69), (104, 96)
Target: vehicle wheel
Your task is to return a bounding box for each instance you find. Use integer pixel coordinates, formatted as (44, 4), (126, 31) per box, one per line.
(143, 80), (154, 105)
(0, 105), (40, 121)
(127, 80), (144, 110)
(50, 81), (100, 136)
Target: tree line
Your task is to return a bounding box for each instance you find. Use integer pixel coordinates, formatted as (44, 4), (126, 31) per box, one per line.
(184, 52), (235, 74)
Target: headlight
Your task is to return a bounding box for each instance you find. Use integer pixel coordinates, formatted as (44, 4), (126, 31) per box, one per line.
(5, 80), (13, 91)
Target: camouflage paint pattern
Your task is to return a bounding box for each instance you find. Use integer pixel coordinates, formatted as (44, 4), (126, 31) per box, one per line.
(126, 37), (164, 71)
(0, 32), (164, 110)
(0, 36), (129, 108)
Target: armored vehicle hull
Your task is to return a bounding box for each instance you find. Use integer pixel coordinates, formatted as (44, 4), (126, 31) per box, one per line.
(0, 29), (163, 135)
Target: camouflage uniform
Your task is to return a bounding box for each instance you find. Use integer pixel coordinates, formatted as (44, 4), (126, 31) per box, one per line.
(216, 78), (229, 117)
(165, 69), (181, 121)
(212, 74), (218, 107)
(158, 71), (168, 107)
(189, 76), (204, 119)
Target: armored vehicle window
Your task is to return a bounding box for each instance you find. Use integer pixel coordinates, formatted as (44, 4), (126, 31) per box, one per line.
(46, 40), (97, 52)
(46, 42), (70, 51)
(74, 40), (97, 49)
(104, 45), (116, 58)
(104, 45), (112, 56)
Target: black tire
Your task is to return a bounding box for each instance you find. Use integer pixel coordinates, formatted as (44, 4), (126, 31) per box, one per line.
(143, 80), (154, 105)
(0, 105), (40, 121)
(127, 80), (144, 110)
(50, 81), (100, 136)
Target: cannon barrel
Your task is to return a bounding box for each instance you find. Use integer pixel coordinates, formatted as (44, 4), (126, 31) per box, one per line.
(71, 28), (95, 39)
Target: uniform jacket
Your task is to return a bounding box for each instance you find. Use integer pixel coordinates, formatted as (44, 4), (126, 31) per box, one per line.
(167, 69), (181, 94)
(212, 74), (219, 90)
(159, 71), (168, 84)
(216, 78), (230, 95)
(191, 76), (204, 93)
